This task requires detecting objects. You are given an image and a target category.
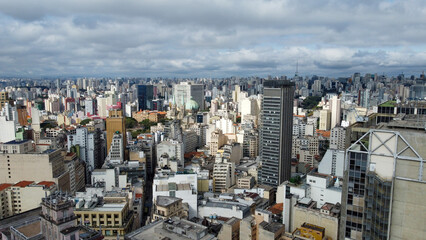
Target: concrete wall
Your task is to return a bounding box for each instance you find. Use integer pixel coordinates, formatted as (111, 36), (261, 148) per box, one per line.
(293, 206), (339, 240)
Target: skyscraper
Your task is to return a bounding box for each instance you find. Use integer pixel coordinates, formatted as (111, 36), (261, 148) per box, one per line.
(340, 129), (426, 239)
(106, 109), (126, 160)
(173, 82), (204, 110)
(259, 80), (295, 186)
(137, 84), (154, 111)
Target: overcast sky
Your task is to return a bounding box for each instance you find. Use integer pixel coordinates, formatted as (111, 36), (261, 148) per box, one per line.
(0, 0), (425, 78)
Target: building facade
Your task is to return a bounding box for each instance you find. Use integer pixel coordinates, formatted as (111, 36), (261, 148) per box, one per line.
(259, 80), (295, 186)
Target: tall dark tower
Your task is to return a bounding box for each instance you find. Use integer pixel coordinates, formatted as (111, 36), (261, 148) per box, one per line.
(137, 84), (154, 111)
(259, 80), (295, 187)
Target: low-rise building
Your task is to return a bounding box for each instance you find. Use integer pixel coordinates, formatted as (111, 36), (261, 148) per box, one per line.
(153, 196), (187, 221)
(75, 191), (135, 239)
(0, 181), (56, 219)
(125, 217), (216, 240)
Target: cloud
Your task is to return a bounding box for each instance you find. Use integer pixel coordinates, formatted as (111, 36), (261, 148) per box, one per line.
(0, 0), (425, 77)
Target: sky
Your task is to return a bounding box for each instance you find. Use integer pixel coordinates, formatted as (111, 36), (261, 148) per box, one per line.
(0, 0), (425, 78)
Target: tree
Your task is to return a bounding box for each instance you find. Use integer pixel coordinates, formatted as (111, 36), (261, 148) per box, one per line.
(80, 119), (91, 125)
(301, 96), (321, 109)
(125, 117), (138, 129)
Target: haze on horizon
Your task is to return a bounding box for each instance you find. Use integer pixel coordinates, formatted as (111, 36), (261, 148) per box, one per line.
(0, 0), (425, 78)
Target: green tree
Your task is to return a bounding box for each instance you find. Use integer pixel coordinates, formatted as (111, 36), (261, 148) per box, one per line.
(301, 96), (321, 109)
(80, 119), (91, 125)
(125, 117), (138, 129)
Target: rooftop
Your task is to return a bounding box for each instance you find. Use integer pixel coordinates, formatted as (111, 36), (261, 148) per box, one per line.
(0, 183), (12, 191)
(2, 139), (30, 145)
(37, 181), (56, 188)
(156, 196), (182, 207)
(14, 181), (34, 188)
(261, 222), (284, 233)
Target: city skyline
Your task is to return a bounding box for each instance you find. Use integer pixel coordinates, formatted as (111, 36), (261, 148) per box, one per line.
(0, 0), (425, 77)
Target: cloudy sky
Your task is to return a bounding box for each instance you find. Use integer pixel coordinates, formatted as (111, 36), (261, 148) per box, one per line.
(0, 0), (425, 78)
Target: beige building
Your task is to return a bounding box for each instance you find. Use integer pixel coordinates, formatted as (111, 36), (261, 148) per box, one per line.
(63, 152), (86, 194)
(106, 109), (126, 159)
(152, 196), (187, 221)
(0, 180), (56, 219)
(240, 216), (257, 240)
(217, 217), (240, 240)
(213, 159), (235, 192)
(258, 221), (286, 240)
(237, 176), (255, 189)
(75, 192), (134, 239)
(292, 223), (326, 240)
(0, 91), (11, 109)
(319, 109), (331, 131)
(293, 201), (340, 240)
(210, 130), (227, 156)
(0, 141), (71, 192)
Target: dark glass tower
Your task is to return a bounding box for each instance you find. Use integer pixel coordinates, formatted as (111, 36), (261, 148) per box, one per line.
(137, 85), (154, 111)
(259, 80), (295, 187)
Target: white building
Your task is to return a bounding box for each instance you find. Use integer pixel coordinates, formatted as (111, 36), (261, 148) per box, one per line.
(0, 116), (16, 143)
(330, 126), (347, 151)
(318, 149), (345, 178)
(198, 200), (251, 220)
(156, 140), (184, 167)
(213, 159), (236, 192)
(152, 173), (198, 219)
(173, 82), (204, 110)
(330, 96), (341, 128)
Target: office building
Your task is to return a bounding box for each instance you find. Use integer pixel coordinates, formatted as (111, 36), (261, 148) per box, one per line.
(0, 141), (71, 192)
(106, 109), (126, 160)
(330, 126), (347, 151)
(0, 181), (56, 219)
(75, 191), (135, 238)
(173, 82), (204, 110)
(330, 95), (341, 128)
(136, 85), (154, 111)
(259, 80), (295, 186)
(85, 98), (96, 115)
(319, 109), (331, 131)
(340, 129), (426, 239)
(68, 127), (103, 176)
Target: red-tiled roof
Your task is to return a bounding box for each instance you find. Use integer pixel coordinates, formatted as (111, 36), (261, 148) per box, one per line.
(37, 181), (55, 188)
(13, 181), (34, 188)
(0, 183), (12, 191)
(268, 203), (283, 215)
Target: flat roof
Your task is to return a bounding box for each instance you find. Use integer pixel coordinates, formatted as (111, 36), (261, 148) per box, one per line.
(2, 139), (30, 145)
(156, 196), (182, 207)
(15, 220), (41, 238)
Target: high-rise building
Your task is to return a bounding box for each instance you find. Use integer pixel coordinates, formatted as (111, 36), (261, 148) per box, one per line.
(330, 95), (341, 128)
(0, 92), (11, 109)
(340, 129), (426, 239)
(330, 126), (347, 151)
(84, 98), (96, 115)
(67, 127), (103, 181)
(173, 82), (204, 110)
(259, 80), (295, 186)
(136, 84), (154, 111)
(319, 109), (331, 130)
(0, 141), (71, 192)
(106, 109), (126, 160)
